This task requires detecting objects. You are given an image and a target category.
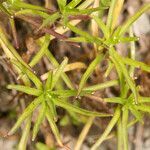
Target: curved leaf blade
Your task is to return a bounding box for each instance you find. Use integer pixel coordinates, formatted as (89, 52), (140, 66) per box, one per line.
(46, 109), (63, 147)
(32, 101), (46, 141)
(7, 84), (42, 96)
(78, 54), (105, 95)
(54, 98), (112, 117)
(8, 95), (43, 136)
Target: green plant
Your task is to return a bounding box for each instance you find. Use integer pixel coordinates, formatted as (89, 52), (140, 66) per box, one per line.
(67, 1), (150, 149)
(7, 57), (111, 148)
(0, 0), (150, 150)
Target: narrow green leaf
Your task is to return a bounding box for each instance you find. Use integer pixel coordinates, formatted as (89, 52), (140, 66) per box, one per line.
(64, 7), (108, 16)
(91, 106), (121, 150)
(12, 1), (46, 12)
(11, 59), (43, 90)
(100, 0), (111, 7)
(109, 55), (124, 89)
(78, 54), (104, 95)
(77, 0), (95, 10)
(118, 4), (150, 36)
(46, 109), (63, 147)
(57, 0), (67, 12)
(83, 80), (118, 91)
(8, 95), (43, 136)
(39, 12), (60, 30)
(67, 0), (82, 9)
(45, 71), (53, 90)
(32, 101), (46, 141)
(129, 106), (143, 123)
(29, 35), (51, 67)
(51, 57), (68, 89)
(139, 97), (150, 103)
(111, 55), (128, 98)
(67, 23), (106, 47)
(106, 36), (139, 45)
(127, 119), (138, 128)
(50, 89), (92, 97)
(98, 0), (110, 17)
(0, 3), (12, 17)
(15, 9), (50, 18)
(106, 0), (117, 29)
(104, 97), (126, 104)
(92, 15), (110, 39)
(106, 0), (124, 32)
(54, 98), (111, 117)
(46, 98), (57, 122)
(135, 105), (150, 113)
(45, 50), (74, 90)
(123, 57), (150, 73)
(110, 47), (138, 104)
(7, 84), (42, 96)
(119, 36), (139, 43)
(104, 61), (114, 77)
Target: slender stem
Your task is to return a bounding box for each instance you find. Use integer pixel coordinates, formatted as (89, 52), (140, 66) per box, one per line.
(117, 117), (123, 150)
(75, 117), (95, 150)
(122, 108), (129, 150)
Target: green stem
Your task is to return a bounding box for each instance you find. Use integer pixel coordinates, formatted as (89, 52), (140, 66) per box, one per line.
(122, 108), (129, 150)
(117, 117), (123, 150)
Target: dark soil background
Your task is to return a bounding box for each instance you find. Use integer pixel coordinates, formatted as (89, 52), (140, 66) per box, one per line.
(0, 0), (150, 149)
